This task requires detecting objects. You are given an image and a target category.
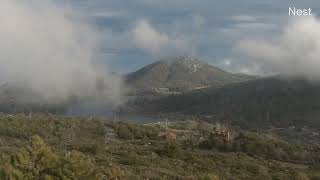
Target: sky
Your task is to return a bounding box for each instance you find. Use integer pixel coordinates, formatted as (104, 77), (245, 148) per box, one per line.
(1, 0), (320, 108)
(22, 0), (320, 75)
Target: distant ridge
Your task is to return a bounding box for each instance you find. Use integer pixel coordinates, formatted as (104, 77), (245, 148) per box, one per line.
(135, 76), (320, 129)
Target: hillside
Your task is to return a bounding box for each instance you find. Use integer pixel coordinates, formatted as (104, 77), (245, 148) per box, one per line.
(131, 76), (320, 129)
(125, 57), (256, 94)
(0, 114), (319, 179)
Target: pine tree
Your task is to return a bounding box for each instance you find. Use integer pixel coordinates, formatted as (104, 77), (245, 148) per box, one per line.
(1, 135), (104, 180)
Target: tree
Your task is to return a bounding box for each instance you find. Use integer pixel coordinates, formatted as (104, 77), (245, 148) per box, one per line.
(0, 135), (104, 180)
(157, 142), (182, 158)
(117, 124), (132, 140)
(62, 150), (103, 180)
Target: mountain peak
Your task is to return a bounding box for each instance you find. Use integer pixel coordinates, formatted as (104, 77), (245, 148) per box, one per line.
(126, 57), (256, 93)
(167, 56), (204, 73)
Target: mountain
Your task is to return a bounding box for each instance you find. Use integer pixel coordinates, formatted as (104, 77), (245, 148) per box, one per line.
(131, 76), (320, 129)
(125, 57), (256, 94)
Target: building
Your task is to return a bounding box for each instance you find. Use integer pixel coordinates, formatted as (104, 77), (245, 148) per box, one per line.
(158, 131), (177, 141)
(152, 88), (170, 94)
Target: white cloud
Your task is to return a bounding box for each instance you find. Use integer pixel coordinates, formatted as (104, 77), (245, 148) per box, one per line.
(0, 0), (122, 104)
(223, 59), (231, 66)
(132, 19), (170, 56)
(131, 19), (194, 58)
(236, 16), (320, 79)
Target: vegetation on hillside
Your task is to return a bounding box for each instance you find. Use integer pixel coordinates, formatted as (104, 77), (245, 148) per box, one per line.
(0, 114), (319, 179)
(132, 77), (320, 130)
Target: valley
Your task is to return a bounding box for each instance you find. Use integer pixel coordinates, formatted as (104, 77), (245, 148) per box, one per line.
(0, 57), (320, 179)
(2, 1), (320, 179)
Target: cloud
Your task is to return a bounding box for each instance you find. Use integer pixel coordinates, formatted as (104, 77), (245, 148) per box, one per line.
(192, 15), (206, 31)
(229, 15), (258, 22)
(131, 19), (194, 58)
(0, 0), (122, 105)
(93, 11), (126, 18)
(131, 19), (169, 56)
(235, 16), (320, 79)
(223, 59), (232, 66)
